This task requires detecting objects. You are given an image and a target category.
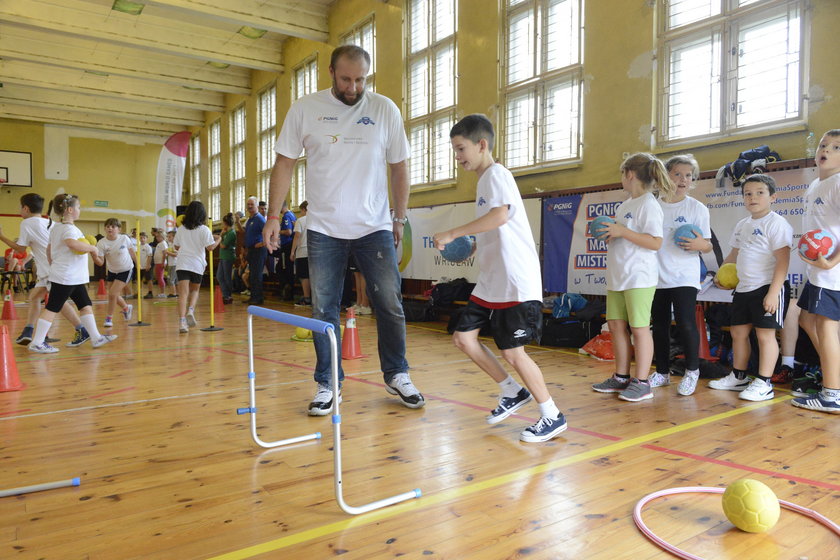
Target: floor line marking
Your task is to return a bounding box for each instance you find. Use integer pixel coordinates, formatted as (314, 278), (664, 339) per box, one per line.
(207, 394), (791, 560)
(88, 387), (135, 399)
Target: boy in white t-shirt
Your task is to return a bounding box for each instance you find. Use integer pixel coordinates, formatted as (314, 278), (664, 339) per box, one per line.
(139, 232), (154, 299)
(433, 114), (567, 443)
(793, 129), (840, 414)
(710, 174), (792, 401)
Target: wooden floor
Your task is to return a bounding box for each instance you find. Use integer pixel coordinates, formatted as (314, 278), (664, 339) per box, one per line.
(1, 289), (838, 560)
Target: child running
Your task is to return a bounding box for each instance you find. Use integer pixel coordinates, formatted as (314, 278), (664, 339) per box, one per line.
(433, 114), (567, 442)
(96, 218), (135, 328)
(28, 194), (117, 353)
(173, 201), (220, 333)
(592, 153), (674, 402)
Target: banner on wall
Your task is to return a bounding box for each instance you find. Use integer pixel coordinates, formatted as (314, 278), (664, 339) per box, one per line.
(155, 131), (191, 232)
(542, 167), (818, 300)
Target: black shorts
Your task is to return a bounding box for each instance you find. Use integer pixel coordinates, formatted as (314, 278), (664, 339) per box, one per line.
(731, 281), (790, 329)
(176, 270), (204, 285)
(106, 270), (133, 284)
(46, 282), (92, 313)
(295, 257), (309, 279)
(454, 300), (543, 350)
(141, 268), (153, 282)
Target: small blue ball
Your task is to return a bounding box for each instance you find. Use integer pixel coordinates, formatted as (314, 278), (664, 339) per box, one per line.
(674, 224), (699, 249)
(588, 216), (615, 241)
(440, 236), (476, 263)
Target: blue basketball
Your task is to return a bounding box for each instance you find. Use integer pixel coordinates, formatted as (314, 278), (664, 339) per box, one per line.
(674, 224), (699, 248)
(440, 236), (476, 263)
(588, 216), (615, 241)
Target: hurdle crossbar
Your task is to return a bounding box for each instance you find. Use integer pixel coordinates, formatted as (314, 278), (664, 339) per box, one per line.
(239, 305), (421, 515)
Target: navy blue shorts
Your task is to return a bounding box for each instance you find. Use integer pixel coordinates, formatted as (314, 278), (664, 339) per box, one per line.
(797, 281), (840, 321)
(454, 300), (543, 350)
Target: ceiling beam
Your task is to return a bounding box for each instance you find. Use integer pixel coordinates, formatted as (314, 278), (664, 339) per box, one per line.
(0, 103), (185, 137)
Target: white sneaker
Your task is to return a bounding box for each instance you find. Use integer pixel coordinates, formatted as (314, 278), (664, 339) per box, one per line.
(708, 372), (750, 391)
(385, 372), (425, 408)
(648, 372), (670, 388)
(308, 383), (341, 416)
(356, 305), (372, 315)
(92, 334), (118, 348)
(29, 342), (59, 354)
(179, 318), (189, 333)
(186, 313), (197, 327)
(156, 293), (167, 298)
(103, 317), (113, 328)
(122, 304), (133, 321)
(739, 378), (774, 401)
(678, 370), (700, 396)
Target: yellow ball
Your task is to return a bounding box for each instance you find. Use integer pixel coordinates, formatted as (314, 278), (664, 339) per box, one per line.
(294, 327), (312, 340)
(85, 234), (97, 245)
(717, 263), (739, 289)
(721, 479), (780, 533)
(73, 236), (91, 255)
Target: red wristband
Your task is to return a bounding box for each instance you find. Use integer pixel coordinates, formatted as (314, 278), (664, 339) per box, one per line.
(267, 216), (280, 221)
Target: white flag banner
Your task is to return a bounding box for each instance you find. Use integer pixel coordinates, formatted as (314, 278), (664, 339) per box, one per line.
(155, 131), (191, 232)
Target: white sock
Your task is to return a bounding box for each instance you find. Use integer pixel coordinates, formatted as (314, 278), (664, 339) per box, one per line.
(31, 319), (52, 346)
(685, 368), (700, 378)
(498, 375), (523, 398)
(823, 388), (840, 401)
(81, 314), (102, 340)
(538, 398), (560, 419)
(781, 356), (795, 368)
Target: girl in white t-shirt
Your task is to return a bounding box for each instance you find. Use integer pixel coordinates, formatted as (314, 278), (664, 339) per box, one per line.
(592, 153), (675, 402)
(650, 154), (714, 396)
(173, 201), (220, 333)
(28, 194), (117, 353)
(152, 230), (170, 297)
(96, 218), (136, 328)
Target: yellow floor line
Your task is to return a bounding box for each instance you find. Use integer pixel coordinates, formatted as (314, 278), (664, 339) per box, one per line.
(209, 394), (792, 559)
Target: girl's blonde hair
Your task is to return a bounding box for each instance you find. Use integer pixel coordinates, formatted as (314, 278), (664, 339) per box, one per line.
(621, 153), (676, 201)
(664, 154), (700, 182)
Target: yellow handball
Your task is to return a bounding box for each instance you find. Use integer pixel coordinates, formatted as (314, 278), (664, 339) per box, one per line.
(721, 479), (780, 533)
(716, 263), (739, 289)
(73, 236), (92, 255)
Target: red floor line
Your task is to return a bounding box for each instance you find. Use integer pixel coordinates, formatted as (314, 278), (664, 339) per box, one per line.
(169, 370), (192, 378)
(216, 348), (311, 370)
(89, 387), (136, 400)
(0, 409), (32, 417)
(643, 444), (840, 491)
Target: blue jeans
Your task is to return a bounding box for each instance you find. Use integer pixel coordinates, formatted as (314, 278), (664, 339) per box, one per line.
(247, 247), (267, 303)
(308, 229), (408, 386)
(217, 258), (234, 299)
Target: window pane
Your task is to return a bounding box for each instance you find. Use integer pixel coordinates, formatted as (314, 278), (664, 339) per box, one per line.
(505, 89), (536, 168)
(543, 78), (580, 161)
(433, 0), (455, 41)
(409, 0), (428, 53)
(545, 0), (579, 71)
(431, 115), (454, 182)
(667, 0), (719, 29)
(667, 34), (721, 138)
(735, 8), (800, 127)
(408, 58), (429, 118)
(507, 7), (535, 84)
(409, 124), (428, 185)
(433, 45), (455, 110)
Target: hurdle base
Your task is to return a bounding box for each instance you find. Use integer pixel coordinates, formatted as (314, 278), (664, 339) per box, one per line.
(128, 322), (151, 327)
(200, 326), (224, 332)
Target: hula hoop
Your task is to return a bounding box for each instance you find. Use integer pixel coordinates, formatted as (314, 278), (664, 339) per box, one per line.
(633, 486), (840, 560)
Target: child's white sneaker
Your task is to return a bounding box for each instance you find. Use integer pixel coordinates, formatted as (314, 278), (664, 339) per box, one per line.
(678, 371), (700, 396)
(708, 372), (750, 391)
(92, 334), (118, 348)
(739, 377), (774, 402)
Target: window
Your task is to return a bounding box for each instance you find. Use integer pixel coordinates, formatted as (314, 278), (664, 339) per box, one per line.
(503, 0), (583, 169)
(290, 58), (319, 207)
(208, 119), (221, 222)
(340, 17), (376, 90)
(230, 104), (246, 214)
(257, 85), (276, 204)
(189, 134), (201, 200)
(406, 0), (456, 188)
(658, 0), (805, 143)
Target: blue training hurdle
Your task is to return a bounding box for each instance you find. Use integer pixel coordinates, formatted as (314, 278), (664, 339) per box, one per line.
(237, 305), (421, 515)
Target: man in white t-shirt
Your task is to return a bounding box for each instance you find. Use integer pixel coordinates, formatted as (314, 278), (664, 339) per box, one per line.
(263, 45), (424, 416)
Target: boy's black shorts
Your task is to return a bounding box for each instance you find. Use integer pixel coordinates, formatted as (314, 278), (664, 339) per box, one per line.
(454, 299), (543, 350)
(295, 257), (309, 279)
(731, 280), (790, 329)
(106, 270), (133, 284)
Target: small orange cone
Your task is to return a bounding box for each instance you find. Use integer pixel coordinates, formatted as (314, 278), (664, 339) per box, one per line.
(97, 278), (108, 297)
(214, 286), (225, 313)
(0, 325), (25, 392)
(341, 308), (364, 360)
(1, 290), (17, 321)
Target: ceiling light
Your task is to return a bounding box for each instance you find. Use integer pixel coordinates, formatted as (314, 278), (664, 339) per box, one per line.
(238, 26), (267, 39)
(112, 0), (144, 15)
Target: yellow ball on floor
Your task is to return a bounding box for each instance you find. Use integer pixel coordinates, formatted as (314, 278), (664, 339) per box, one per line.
(295, 327), (312, 340)
(721, 479), (780, 533)
(716, 263), (739, 289)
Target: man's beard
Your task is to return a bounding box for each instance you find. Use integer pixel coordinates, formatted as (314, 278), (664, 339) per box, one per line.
(333, 86), (364, 106)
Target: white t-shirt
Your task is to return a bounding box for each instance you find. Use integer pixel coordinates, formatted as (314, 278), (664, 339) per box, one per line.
(729, 211), (793, 293)
(803, 173), (840, 290)
(606, 192), (663, 291)
(139, 243), (153, 269)
(153, 240), (168, 265)
(97, 234), (134, 273)
(48, 223), (89, 285)
(17, 216), (50, 280)
(294, 215), (308, 259)
(173, 225), (214, 275)
(274, 89), (410, 239)
(471, 164), (542, 303)
(657, 196), (712, 290)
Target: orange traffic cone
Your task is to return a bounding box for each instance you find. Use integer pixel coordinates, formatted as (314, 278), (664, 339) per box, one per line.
(341, 308), (364, 360)
(214, 286), (225, 313)
(1, 290), (17, 321)
(97, 278), (108, 297)
(0, 325), (25, 392)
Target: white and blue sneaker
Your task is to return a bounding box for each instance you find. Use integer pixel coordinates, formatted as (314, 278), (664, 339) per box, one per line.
(791, 393), (840, 414)
(738, 377), (774, 402)
(486, 388), (533, 425)
(520, 413), (568, 443)
(29, 342), (59, 354)
(91, 334), (118, 349)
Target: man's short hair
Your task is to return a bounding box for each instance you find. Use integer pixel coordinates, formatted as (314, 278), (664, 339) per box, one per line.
(742, 173), (777, 195)
(330, 45), (371, 70)
(450, 114), (495, 151)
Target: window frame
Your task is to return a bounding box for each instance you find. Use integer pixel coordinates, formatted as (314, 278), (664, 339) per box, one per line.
(189, 134), (201, 201)
(229, 103), (247, 215)
(257, 84), (277, 205)
(207, 119), (221, 223)
(340, 16), (377, 92)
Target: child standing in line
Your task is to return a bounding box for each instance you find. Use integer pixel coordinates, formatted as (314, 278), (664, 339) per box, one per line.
(165, 230), (178, 297)
(217, 213), (237, 304)
(794, 129), (840, 413)
(96, 218), (135, 328)
(28, 194), (117, 353)
(173, 201), (220, 333)
(139, 232), (154, 299)
(592, 153), (673, 402)
(649, 154), (713, 396)
(152, 230), (170, 298)
(433, 114), (567, 443)
(291, 201), (311, 306)
(709, 174), (792, 401)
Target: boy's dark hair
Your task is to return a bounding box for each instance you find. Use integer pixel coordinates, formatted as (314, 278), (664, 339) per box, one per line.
(741, 173), (776, 195)
(20, 193), (44, 214)
(330, 45), (371, 70)
(299, 200), (308, 211)
(450, 114), (495, 151)
(183, 200), (207, 230)
(222, 212), (234, 227)
(104, 218), (121, 228)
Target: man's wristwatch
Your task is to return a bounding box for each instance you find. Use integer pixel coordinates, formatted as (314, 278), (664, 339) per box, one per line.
(393, 216), (408, 225)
